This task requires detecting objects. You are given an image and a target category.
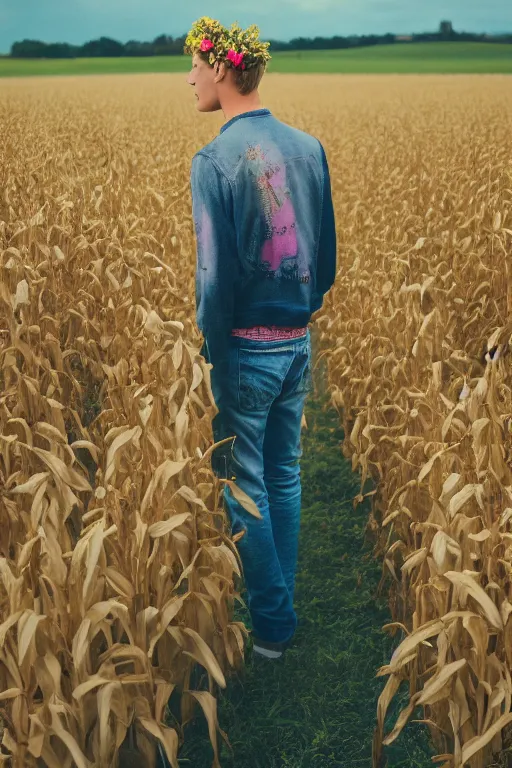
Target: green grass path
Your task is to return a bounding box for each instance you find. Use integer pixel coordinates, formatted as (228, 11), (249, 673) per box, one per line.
(177, 396), (435, 768)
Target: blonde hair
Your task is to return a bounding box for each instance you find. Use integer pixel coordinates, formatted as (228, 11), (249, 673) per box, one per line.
(198, 51), (266, 95)
(232, 61), (266, 95)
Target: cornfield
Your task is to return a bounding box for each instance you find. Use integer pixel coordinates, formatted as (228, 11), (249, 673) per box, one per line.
(0, 73), (511, 767)
(0, 75), (249, 768)
(314, 77), (512, 766)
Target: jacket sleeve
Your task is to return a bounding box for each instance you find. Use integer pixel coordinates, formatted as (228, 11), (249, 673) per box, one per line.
(316, 142), (337, 296)
(191, 152), (239, 387)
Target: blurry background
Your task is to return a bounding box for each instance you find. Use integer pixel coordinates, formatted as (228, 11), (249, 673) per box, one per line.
(0, 0), (511, 76)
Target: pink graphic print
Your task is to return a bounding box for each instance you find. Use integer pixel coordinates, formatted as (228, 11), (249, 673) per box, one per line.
(246, 145), (298, 273)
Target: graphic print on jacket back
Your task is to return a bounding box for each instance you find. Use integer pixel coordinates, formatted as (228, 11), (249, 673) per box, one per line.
(244, 143), (310, 284)
(190, 108), (337, 369)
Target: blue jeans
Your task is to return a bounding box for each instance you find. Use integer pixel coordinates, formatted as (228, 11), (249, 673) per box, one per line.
(205, 331), (312, 645)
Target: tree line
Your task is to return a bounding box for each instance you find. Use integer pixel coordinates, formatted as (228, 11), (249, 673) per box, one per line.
(9, 28), (512, 59)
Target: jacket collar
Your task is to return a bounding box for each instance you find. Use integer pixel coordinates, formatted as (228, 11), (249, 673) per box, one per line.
(220, 108), (271, 134)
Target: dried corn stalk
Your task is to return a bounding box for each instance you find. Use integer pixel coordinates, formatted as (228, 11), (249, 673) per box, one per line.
(315, 77), (512, 767)
(2, 72), (512, 768)
(0, 79), (248, 768)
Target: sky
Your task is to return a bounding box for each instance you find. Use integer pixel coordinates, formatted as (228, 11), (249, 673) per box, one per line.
(1, 0), (511, 54)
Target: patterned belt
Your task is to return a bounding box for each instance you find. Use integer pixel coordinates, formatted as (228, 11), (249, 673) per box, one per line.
(231, 326), (308, 341)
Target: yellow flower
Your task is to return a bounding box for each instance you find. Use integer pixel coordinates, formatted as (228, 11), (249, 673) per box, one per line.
(184, 17), (271, 69)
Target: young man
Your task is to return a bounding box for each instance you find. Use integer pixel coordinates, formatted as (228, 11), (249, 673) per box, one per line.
(186, 18), (337, 660)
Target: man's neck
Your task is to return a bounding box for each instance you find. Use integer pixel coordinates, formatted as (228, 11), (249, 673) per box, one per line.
(222, 95), (263, 123)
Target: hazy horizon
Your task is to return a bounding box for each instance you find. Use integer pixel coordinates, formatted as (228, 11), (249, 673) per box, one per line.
(1, 0), (511, 54)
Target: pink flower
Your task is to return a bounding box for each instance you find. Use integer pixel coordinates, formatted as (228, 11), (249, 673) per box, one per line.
(200, 38), (214, 52)
(227, 49), (245, 69)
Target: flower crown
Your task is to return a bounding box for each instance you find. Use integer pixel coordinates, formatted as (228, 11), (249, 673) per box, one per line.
(185, 16), (271, 71)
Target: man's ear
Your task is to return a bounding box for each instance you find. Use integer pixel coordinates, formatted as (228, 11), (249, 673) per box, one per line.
(213, 61), (227, 84)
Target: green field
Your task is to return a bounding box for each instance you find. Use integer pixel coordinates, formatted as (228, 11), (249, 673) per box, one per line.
(0, 42), (511, 77)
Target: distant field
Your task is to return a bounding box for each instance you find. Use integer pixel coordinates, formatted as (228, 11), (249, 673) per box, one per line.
(0, 42), (511, 77)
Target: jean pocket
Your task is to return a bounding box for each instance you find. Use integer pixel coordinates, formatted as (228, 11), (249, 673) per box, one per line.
(295, 349), (313, 396)
(238, 348), (285, 412)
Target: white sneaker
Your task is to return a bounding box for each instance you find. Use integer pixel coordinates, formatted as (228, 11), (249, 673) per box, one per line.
(252, 637), (287, 659)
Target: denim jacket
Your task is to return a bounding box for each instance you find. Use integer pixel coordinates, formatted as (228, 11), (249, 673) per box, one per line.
(191, 108), (337, 379)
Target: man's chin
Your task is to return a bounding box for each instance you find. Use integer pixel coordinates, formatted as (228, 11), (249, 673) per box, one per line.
(196, 102), (221, 114)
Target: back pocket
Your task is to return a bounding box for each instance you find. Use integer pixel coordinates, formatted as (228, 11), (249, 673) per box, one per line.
(238, 347), (289, 412)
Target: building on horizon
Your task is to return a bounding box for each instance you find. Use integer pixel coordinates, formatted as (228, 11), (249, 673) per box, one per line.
(440, 20), (454, 37)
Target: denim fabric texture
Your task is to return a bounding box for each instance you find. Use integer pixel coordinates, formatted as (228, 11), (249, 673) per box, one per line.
(191, 108), (336, 647)
(191, 108), (337, 383)
(205, 331), (313, 645)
